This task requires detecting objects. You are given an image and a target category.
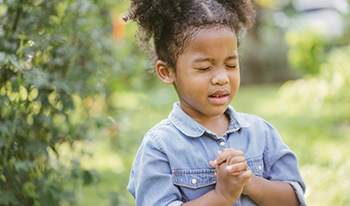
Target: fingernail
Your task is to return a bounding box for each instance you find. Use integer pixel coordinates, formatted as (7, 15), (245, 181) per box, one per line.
(213, 160), (217, 165)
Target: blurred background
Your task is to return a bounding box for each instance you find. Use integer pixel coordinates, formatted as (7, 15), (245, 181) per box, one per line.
(0, 0), (349, 205)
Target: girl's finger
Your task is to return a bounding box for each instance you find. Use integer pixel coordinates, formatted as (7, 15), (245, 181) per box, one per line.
(228, 156), (246, 165)
(226, 161), (248, 174)
(212, 150), (225, 165)
(212, 149), (245, 166)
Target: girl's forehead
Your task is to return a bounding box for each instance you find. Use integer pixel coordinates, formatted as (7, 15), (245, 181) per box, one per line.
(184, 26), (237, 47)
(170, 25), (238, 68)
(176, 26), (238, 64)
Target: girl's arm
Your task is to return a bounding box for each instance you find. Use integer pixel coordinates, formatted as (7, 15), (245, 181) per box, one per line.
(181, 190), (236, 206)
(243, 176), (299, 206)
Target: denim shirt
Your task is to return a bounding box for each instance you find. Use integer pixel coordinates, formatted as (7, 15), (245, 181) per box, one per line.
(128, 103), (307, 206)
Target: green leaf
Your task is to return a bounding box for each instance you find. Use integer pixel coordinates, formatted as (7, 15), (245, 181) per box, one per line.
(0, 190), (20, 205)
(23, 181), (39, 199)
(27, 140), (49, 156)
(0, 52), (6, 64)
(82, 169), (100, 185)
(50, 15), (61, 25)
(0, 123), (10, 135)
(14, 160), (36, 172)
(0, 4), (8, 17)
(57, 189), (76, 203)
(7, 55), (21, 71)
(0, 135), (7, 148)
(82, 170), (92, 185)
(39, 190), (54, 206)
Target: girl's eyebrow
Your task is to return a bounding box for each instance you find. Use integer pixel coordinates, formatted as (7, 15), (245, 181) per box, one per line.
(193, 55), (238, 63)
(193, 57), (212, 63)
(227, 55), (238, 60)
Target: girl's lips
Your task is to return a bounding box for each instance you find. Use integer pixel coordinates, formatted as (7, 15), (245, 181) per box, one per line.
(209, 93), (229, 98)
(209, 90), (230, 97)
(208, 92), (229, 105)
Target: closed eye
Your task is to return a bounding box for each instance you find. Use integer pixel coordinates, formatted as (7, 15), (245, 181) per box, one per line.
(226, 65), (237, 69)
(196, 67), (212, 71)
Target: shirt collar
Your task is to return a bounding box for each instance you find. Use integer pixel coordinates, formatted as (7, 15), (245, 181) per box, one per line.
(168, 102), (250, 138)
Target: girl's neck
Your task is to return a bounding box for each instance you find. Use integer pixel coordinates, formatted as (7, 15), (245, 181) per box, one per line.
(192, 113), (230, 137)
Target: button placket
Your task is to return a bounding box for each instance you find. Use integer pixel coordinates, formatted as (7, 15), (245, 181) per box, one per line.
(218, 136), (227, 150)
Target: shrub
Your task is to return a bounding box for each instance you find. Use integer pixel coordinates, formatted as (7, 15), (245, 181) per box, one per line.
(0, 0), (118, 205)
(275, 8), (350, 120)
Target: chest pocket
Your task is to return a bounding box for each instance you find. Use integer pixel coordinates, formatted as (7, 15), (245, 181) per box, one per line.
(172, 169), (216, 189)
(246, 155), (264, 176)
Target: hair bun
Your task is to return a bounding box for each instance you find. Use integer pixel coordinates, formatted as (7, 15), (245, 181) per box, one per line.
(216, 0), (256, 29)
(126, 0), (256, 69)
(125, 0), (190, 41)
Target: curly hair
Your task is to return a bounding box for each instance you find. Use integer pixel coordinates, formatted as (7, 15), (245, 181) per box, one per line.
(124, 0), (256, 71)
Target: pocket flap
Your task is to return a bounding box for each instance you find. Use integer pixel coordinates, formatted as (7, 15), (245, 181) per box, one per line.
(247, 155), (264, 176)
(172, 169), (216, 189)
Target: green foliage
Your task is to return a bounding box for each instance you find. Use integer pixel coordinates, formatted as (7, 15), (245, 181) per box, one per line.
(285, 29), (328, 75)
(239, 8), (293, 84)
(1, 0), (347, 205)
(276, 8), (350, 120)
(233, 85), (350, 206)
(240, 23), (292, 84)
(276, 44), (350, 119)
(267, 5), (350, 203)
(0, 0), (121, 205)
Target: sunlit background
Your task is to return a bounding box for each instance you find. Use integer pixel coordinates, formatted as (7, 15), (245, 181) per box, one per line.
(0, 0), (349, 205)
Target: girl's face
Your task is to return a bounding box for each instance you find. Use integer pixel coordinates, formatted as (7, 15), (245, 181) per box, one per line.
(170, 26), (240, 121)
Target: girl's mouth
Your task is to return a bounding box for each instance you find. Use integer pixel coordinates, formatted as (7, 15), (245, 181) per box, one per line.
(209, 94), (229, 98)
(208, 92), (230, 105)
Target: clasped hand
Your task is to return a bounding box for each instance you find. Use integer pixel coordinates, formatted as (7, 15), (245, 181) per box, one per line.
(209, 149), (253, 204)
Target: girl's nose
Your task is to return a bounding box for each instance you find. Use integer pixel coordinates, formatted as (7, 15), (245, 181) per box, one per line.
(211, 67), (229, 85)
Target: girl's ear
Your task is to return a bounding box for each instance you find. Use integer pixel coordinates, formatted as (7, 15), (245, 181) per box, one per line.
(156, 60), (174, 84)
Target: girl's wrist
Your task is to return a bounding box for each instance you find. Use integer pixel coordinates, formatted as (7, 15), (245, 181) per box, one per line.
(242, 174), (257, 196)
(214, 188), (237, 206)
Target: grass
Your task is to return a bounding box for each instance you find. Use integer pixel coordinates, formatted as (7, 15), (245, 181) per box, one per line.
(75, 84), (350, 206)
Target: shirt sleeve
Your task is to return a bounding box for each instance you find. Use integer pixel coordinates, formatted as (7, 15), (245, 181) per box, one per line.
(167, 200), (184, 206)
(263, 121), (307, 206)
(127, 131), (184, 206)
(284, 180), (307, 206)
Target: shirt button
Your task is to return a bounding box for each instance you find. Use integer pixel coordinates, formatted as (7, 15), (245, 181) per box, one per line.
(191, 179), (197, 185)
(219, 142), (225, 147)
(259, 166), (262, 171)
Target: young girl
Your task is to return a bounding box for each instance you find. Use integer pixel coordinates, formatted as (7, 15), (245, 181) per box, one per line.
(125, 0), (306, 205)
